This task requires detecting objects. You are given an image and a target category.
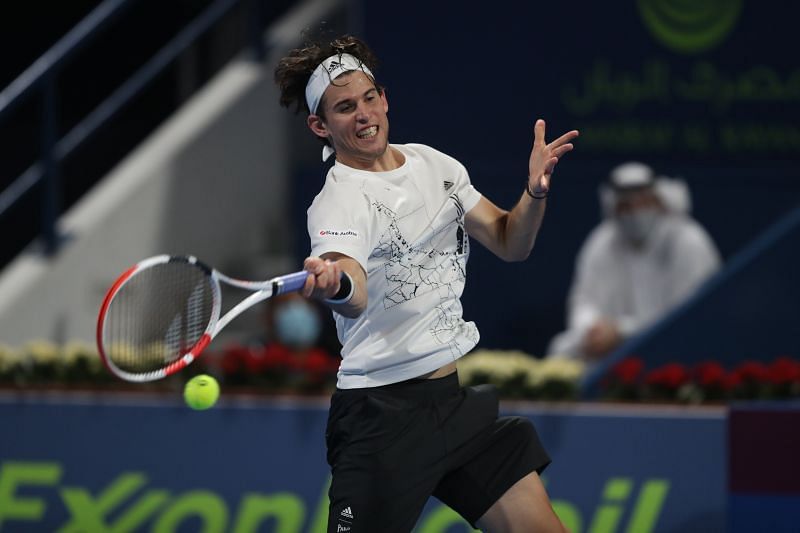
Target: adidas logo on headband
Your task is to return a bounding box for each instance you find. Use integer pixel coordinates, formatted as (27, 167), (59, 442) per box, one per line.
(327, 60), (345, 73)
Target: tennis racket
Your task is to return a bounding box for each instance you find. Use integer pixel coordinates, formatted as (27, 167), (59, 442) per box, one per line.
(96, 254), (309, 382)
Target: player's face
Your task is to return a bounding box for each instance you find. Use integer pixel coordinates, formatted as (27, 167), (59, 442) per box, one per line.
(310, 71), (390, 170)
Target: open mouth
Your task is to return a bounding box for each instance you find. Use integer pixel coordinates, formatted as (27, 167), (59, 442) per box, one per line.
(357, 126), (378, 139)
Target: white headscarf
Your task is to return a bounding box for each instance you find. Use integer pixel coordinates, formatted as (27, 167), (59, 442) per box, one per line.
(599, 162), (692, 217)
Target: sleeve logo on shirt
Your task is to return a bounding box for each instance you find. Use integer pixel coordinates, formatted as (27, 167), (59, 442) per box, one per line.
(319, 229), (359, 237)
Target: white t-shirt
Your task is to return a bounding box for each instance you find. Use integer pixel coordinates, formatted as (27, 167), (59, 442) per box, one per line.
(307, 143), (482, 388)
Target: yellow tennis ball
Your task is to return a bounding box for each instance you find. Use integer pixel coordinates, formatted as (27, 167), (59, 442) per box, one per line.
(184, 374), (220, 410)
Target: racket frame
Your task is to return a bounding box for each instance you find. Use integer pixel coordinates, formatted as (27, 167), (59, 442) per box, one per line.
(96, 254), (308, 382)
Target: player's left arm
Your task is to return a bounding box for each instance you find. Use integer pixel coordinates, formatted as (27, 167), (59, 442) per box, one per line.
(465, 119), (578, 262)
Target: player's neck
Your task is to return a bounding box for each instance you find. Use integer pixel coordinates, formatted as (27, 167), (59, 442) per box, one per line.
(338, 146), (405, 172)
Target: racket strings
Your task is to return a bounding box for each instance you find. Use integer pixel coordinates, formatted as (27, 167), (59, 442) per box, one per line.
(103, 262), (215, 374)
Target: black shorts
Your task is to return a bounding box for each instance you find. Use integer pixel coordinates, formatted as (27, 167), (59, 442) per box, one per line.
(325, 372), (551, 532)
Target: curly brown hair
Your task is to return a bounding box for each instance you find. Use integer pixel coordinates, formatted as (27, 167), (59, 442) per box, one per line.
(274, 34), (382, 118)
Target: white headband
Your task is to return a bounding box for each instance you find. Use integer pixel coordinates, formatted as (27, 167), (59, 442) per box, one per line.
(305, 53), (374, 115)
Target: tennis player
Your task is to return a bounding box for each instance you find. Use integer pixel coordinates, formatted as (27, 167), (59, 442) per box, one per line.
(275, 34), (577, 533)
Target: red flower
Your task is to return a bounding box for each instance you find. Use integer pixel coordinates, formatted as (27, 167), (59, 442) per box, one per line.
(220, 345), (263, 375)
(296, 348), (339, 377)
(259, 344), (294, 372)
(645, 363), (689, 390)
(636, 358), (800, 396)
(693, 361), (727, 388)
(731, 360), (769, 383)
(722, 372), (742, 391)
(766, 357), (800, 386)
(611, 357), (644, 385)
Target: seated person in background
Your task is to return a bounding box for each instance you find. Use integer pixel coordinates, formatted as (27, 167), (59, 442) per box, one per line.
(547, 161), (721, 367)
(221, 292), (339, 390)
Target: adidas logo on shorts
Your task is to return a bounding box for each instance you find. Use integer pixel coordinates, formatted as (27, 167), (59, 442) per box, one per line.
(340, 506), (354, 520)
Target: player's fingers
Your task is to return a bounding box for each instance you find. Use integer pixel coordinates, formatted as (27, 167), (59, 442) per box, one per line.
(549, 129), (579, 147)
(533, 119), (546, 146)
(552, 143), (574, 158)
(330, 261), (342, 286)
(320, 260), (338, 295)
(314, 260), (340, 297)
(329, 261), (342, 293)
(303, 256), (325, 274)
(316, 266), (331, 290)
(302, 275), (316, 298)
(545, 157), (558, 176)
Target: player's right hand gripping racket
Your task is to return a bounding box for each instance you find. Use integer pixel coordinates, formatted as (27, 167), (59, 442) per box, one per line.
(96, 255), (309, 382)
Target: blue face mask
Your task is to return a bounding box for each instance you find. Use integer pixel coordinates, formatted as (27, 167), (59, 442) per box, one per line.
(274, 300), (322, 349)
(617, 208), (661, 245)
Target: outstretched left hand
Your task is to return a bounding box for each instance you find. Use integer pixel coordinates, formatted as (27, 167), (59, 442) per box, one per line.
(527, 119), (579, 196)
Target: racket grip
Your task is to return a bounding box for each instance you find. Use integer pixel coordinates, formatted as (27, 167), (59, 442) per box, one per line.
(275, 270), (310, 294)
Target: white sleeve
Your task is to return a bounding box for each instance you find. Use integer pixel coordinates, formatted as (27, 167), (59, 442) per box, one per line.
(666, 221), (721, 306)
(545, 231), (606, 358)
(566, 229), (609, 331)
(412, 143), (481, 214)
(307, 181), (372, 273)
(457, 164), (482, 214)
(546, 329), (585, 359)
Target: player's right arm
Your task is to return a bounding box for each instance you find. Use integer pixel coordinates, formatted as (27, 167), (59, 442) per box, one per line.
(302, 253), (367, 318)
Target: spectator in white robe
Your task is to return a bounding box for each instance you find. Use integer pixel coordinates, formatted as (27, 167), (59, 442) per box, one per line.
(547, 162), (721, 368)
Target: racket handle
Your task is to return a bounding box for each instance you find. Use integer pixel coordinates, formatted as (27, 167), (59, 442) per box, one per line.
(274, 270), (310, 294)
